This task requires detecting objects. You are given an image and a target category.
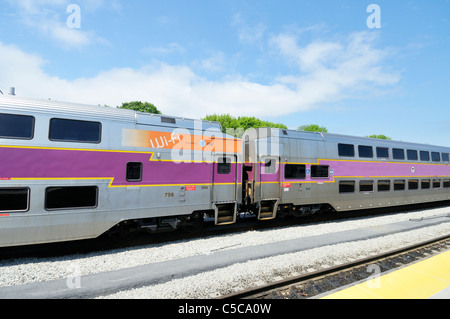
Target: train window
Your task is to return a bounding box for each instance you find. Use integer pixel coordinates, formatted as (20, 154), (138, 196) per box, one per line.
(49, 118), (101, 143)
(377, 180), (390, 192)
(262, 158), (277, 175)
(433, 179), (441, 188)
(443, 179), (450, 188)
(408, 179), (419, 190)
(407, 150), (418, 161)
(421, 179), (430, 189)
(339, 181), (355, 193)
(442, 153), (449, 162)
(217, 157), (231, 175)
(0, 188), (29, 212)
(126, 162), (143, 182)
(311, 165), (329, 178)
(45, 186), (98, 210)
(376, 147), (389, 159)
(359, 180), (374, 192)
(358, 145), (373, 158)
(284, 164), (306, 179)
(394, 180), (405, 191)
(0, 113), (34, 139)
(392, 149), (405, 160)
(420, 151), (430, 161)
(431, 152), (441, 162)
(338, 144), (355, 157)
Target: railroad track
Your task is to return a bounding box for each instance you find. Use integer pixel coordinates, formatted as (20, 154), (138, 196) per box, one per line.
(218, 234), (450, 299)
(1, 201), (449, 261)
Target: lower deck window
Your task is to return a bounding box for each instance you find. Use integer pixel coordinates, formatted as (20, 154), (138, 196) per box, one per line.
(377, 180), (390, 192)
(284, 164), (306, 179)
(433, 179), (441, 188)
(443, 179), (450, 188)
(360, 180), (374, 192)
(311, 165), (329, 178)
(339, 181), (355, 193)
(408, 179), (419, 190)
(0, 188), (29, 212)
(394, 180), (405, 191)
(421, 179), (430, 189)
(46, 186), (98, 210)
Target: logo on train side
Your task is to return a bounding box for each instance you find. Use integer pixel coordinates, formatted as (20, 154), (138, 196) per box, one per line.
(148, 132), (182, 149)
(122, 127), (241, 162)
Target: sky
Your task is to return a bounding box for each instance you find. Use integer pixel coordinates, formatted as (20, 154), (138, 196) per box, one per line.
(0, 0), (449, 146)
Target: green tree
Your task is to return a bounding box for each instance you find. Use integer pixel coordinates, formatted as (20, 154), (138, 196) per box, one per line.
(297, 124), (328, 133)
(367, 134), (391, 140)
(119, 101), (162, 114)
(203, 114), (287, 137)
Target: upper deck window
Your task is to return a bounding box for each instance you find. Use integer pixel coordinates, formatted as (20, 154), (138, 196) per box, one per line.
(0, 113), (34, 139)
(49, 118), (101, 143)
(420, 151), (430, 161)
(376, 147), (389, 159)
(407, 150), (418, 161)
(393, 148), (405, 160)
(338, 144), (355, 157)
(442, 153), (449, 162)
(358, 145), (373, 158)
(431, 152), (441, 162)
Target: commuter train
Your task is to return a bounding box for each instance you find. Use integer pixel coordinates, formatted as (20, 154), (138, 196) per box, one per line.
(1, 96), (449, 247)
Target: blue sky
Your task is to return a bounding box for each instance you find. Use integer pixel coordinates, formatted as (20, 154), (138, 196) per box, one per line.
(0, 0), (449, 146)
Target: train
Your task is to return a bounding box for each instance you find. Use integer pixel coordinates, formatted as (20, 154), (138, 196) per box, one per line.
(1, 95), (449, 247)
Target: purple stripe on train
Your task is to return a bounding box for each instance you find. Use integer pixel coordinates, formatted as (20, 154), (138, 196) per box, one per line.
(254, 161), (450, 183)
(0, 147), (240, 186)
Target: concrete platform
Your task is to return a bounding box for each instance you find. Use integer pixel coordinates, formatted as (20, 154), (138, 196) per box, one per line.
(318, 250), (450, 299)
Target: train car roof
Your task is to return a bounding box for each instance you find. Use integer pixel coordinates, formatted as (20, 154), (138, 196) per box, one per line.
(247, 127), (450, 151)
(0, 95), (223, 132)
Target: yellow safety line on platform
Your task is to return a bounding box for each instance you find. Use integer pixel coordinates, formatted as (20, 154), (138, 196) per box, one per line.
(322, 250), (450, 299)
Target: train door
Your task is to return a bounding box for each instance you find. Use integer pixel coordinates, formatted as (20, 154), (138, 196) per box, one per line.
(258, 156), (280, 220)
(212, 154), (237, 225)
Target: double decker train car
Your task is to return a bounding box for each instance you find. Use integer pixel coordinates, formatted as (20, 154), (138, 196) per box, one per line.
(1, 96), (449, 247)
(0, 96), (241, 247)
(242, 128), (450, 219)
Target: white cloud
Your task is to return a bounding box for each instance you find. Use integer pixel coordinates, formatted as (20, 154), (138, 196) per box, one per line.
(232, 13), (267, 46)
(0, 29), (399, 120)
(141, 43), (186, 55)
(6, 0), (104, 48)
(270, 31), (400, 103)
(196, 52), (226, 72)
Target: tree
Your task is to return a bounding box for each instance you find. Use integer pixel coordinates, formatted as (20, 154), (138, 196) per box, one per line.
(203, 114), (287, 137)
(297, 124), (328, 133)
(367, 134), (391, 140)
(119, 101), (162, 114)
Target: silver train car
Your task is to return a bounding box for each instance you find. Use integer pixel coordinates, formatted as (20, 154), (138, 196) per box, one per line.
(242, 128), (450, 219)
(0, 96), (241, 247)
(1, 96), (449, 247)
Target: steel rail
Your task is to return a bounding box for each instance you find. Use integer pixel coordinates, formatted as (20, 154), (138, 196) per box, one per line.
(218, 234), (450, 299)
